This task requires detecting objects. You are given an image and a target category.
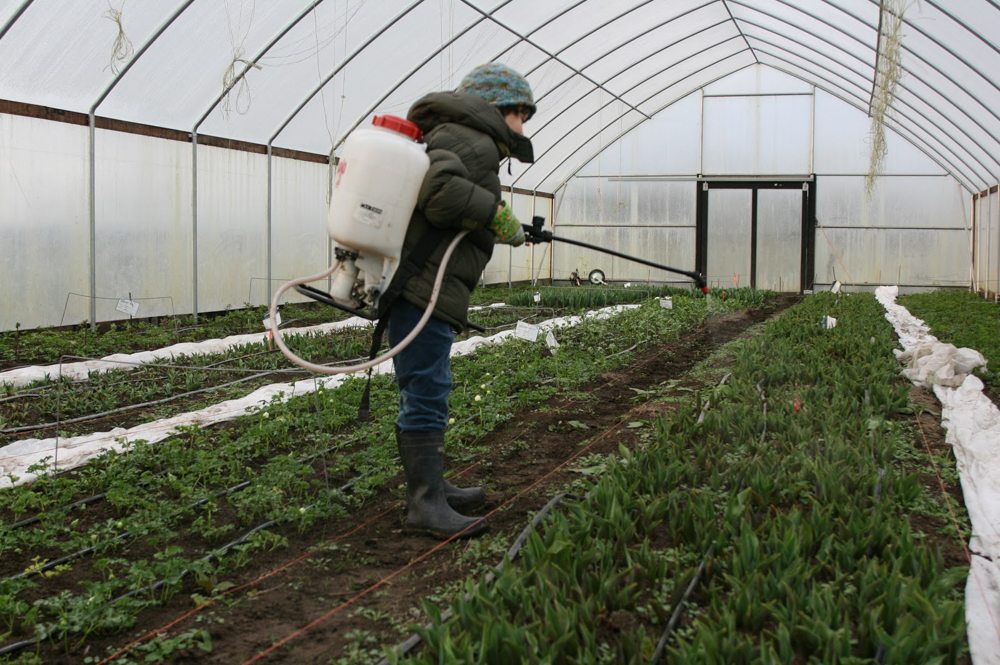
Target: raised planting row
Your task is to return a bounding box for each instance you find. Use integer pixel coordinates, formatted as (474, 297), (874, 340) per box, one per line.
(899, 289), (999, 391)
(0, 289), (771, 663)
(0, 303), (598, 446)
(397, 292), (970, 664)
(0, 302), (347, 371)
(0, 284), (608, 372)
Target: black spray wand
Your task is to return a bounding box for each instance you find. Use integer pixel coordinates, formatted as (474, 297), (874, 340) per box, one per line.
(522, 216), (709, 293)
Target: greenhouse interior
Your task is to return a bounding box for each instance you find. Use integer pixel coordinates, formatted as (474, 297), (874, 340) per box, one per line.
(1, 0), (999, 662)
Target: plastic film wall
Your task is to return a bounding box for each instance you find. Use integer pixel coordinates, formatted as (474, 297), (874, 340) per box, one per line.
(974, 186), (1000, 300)
(555, 67), (971, 291)
(0, 112), (552, 331)
(3, 0), (999, 330)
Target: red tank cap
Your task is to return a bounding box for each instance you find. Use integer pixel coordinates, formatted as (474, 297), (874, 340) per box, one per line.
(372, 115), (423, 141)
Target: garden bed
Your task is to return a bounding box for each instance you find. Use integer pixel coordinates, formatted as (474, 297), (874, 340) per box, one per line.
(0, 291), (972, 664)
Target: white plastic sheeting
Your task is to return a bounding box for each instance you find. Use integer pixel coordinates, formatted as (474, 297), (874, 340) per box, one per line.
(1, 0), (997, 194)
(0, 316), (375, 389)
(1, 1), (998, 325)
(876, 285), (1000, 665)
(0, 304), (638, 488)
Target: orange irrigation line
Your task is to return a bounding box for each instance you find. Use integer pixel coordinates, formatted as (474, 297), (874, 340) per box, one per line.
(97, 457), (482, 664)
(914, 416), (1000, 644)
(242, 418), (626, 664)
(96, 501), (401, 665)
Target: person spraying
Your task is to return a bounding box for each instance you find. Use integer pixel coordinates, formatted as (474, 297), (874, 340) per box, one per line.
(382, 63), (535, 538)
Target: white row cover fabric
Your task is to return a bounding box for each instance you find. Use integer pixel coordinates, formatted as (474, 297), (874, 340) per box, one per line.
(1, 0), (997, 193)
(877, 285), (1000, 665)
(0, 303), (638, 488)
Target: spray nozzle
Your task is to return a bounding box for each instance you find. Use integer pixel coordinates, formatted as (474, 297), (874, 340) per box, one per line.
(331, 247), (361, 307)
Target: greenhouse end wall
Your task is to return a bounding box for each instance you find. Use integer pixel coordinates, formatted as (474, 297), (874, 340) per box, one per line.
(0, 113), (552, 332)
(554, 72), (971, 292)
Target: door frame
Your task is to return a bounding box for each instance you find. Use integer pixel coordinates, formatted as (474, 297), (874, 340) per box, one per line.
(695, 175), (816, 292)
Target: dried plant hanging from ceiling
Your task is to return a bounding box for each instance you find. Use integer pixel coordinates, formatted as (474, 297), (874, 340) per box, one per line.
(104, 1), (134, 75)
(866, 0), (907, 199)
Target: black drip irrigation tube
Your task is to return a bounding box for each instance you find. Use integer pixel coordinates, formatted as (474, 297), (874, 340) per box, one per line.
(377, 493), (569, 665)
(650, 542), (716, 665)
(0, 476), (362, 658)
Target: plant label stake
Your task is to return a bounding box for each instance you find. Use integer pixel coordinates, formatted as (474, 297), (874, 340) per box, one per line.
(515, 320), (540, 342)
(116, 297), (139, 317)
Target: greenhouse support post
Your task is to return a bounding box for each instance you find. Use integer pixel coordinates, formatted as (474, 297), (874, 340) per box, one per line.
(85, 0), (197, 331)
(191, 133), (198, 322)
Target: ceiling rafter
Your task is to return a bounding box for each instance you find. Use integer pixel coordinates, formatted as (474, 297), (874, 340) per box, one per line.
(459, 0), (651, 120)
(720, 0), (759, 64)
(523, 48), (754, 189)
(0, 0), (33, 42)
(756, 51), (979, 193)
(731, 15), (998, 186)
(745, 35), (991, 189)
(528, 20), (736, 139)
(728, 0), (1000, 143)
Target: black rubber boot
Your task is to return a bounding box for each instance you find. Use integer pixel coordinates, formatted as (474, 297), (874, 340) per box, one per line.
(396, 430), (487, 538)
(395, 427), (486, 510)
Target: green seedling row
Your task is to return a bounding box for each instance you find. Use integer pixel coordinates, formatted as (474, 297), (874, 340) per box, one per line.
(899, 289), (999, 389)
(0, 303), (602, 443)
(0, 291), (750, 661)
(398, 292), (969, 664)
(0, 284), (595, 371)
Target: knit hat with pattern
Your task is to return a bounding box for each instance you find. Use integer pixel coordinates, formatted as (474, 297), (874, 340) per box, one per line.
(456, 63), (535, 118)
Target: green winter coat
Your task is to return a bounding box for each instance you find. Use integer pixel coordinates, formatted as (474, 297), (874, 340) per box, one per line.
(395, 91), (534, 330)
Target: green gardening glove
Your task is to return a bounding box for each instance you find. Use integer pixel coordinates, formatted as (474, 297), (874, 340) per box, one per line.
(488, 203), (526, 246)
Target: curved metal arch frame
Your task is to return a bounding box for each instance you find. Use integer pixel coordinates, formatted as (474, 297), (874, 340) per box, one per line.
(545, 61), (758, 195)
(742, 33), (992, 190)
(769, 0), (1000, 130)
(329, 0), (521, 151)
(861, 0), (999, 96)
(547, 43), (978, 198)
(535, 52), (758, 192)
(0, 0), (33, 42)
(735, 0), (1000, 185)
(738, 27), (995, 188)
(525, 13), (734, 127)
(526, 26), (741, 140)
(536, 0), (993, 195)
(514, 35), (749, 187)
(923, 0), (1000, 60)
(189, 0), (328, 319)
(457, 0), (651, 120)
(519, 0), (719, 80)
(758, 53), (979, 194)
(85, 0), (199, 331)
(730, 0), (1000, 165)
(751, 47), (979, 193)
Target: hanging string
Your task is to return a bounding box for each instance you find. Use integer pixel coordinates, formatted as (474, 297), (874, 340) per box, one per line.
(104, 1), (134, 75)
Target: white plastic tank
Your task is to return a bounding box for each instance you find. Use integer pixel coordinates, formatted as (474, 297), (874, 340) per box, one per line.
(328, 115), (429, 266)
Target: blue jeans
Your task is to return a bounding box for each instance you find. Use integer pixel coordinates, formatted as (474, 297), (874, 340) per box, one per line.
(388, 299), (454, 432)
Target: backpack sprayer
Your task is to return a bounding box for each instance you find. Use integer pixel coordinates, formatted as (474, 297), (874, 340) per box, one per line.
(268, 115), (472, 375)
(268, 115), (707, 376)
